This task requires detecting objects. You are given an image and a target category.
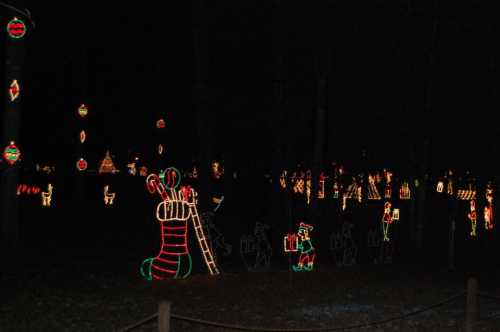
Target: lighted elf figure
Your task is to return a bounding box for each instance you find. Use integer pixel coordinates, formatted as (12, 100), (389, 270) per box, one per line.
(382, 201), (393, 242)
(484, 184), (494, 231)
(468, 199), (477, 237)
(292, 222), (316, 272)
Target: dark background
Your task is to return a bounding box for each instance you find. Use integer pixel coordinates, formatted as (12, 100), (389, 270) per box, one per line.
(5, 1), (498, 176)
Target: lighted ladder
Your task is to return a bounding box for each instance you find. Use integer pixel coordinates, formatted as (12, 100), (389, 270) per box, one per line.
(189, 205), (220, 275)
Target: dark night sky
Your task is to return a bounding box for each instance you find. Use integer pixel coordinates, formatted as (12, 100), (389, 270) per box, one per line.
(5, 1), (500, 176)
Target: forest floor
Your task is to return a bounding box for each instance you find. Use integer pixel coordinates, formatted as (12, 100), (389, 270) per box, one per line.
(1, 249), (500, 332)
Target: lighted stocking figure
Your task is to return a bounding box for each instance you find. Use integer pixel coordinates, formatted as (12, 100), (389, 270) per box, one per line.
(468, 199), (477, 237)
(381, 202), (393, 242)
(292, 222), (316, 272)
(140, 169), (219, 280)
(484, 185), (494, 231)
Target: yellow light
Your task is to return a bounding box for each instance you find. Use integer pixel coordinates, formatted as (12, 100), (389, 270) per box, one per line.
(41, 183), (53, 207)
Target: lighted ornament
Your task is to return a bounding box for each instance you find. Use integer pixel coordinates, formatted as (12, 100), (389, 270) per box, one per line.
(382, 202), (393, 242)
(80, 130), (86, 144)
(156, 118), (166, 129)
(127, 162), (137, 175)
(436, 181), (444, 193)
(368, 175), (382, 200)
(7, 17), (26, 39)
(98, 150), (119, 174)
(468, 199), (477, 237)
(484, 185), (494, 231)
(36, 164), (56, 174)
(283, 222), (315, 272)
(77, 104), (88, 118)
(9, 79), (20, 101)
(3, 141), (21, 165)
(399, 182), (411, 200)
(103, 185), (116, 205)
(76, 158), (88, 171)
(158, 144), (164, 155)
(41, 183), (53, 207)
(141, 171), (219, 280)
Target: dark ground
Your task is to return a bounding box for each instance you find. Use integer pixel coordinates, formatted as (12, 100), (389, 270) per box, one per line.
(1, 246), (500, 332)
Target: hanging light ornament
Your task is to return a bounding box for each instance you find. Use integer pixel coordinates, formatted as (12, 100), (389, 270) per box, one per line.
(77, 103), (88, 118)
(6, 17), (26, 39)
(9, 79), (20, 101)
(76, 158), (88, 171)
(382, 201), (393, 242)
(79, 130), (86, 144)
(3, 141), (21, 165)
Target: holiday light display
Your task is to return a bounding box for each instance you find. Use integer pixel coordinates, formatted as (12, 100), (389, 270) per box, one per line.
(305, 170), (312, 204)
(284, 222), (315, 272)
(3, 141), (21, 165)
(80, 130), (86, 144)
(9, 79), (20, 101)
(36, 164), (55, 174)
(41, 183), (53, 207)
(140, 169), (219, 280)
(368, 175), (382, 200)
(279, 170), (287, 189)
(484, 185), (494, 230)
(16, 184), (41, 196)
(240, 221), (272, 271)
(98, 150), (118, 174)
(139, 166), (148, 176)
(436, 181), (444, 193)
(384, 170), (392, 199)
(211, 160), (223, 179)
(156, 118), (165, 129)
(158, 143), (164, 155)
(333, 181), (340, 199)
(103, 185), (116, 205)
(293, 172), (305, 194)
(318, 172), (326, 199)
(468, 199), (477, 237)
(399, 182), (411, 200)
(457, 184), (475, 200)
(77, 104), (88, 118)
(76, 158), (88, 171)
(447, 170), (454, 195)
(6, 17), (26, 39)
(382, 202), (395, 242)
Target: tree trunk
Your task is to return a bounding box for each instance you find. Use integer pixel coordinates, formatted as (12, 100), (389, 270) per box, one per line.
(415, 1), (440, 251)
(1, 6), (26, 250)
(192, 0), (213, 212)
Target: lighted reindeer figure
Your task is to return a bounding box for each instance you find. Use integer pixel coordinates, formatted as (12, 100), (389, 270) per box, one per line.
(103, 185), (116, 205)
(41, 183), (53, 207)
(140, 168), (219, 280)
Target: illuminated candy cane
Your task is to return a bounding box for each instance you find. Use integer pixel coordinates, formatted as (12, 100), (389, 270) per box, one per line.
(468, 199), (477, 237)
